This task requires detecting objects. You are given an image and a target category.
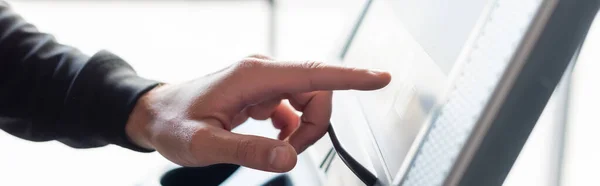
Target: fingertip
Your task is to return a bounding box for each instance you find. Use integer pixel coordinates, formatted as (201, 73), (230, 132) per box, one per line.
(271, 103), (300, 130)
(363, 70), (392, 90)
(376, 71), (392, 86)
(277, 124), (296, 140)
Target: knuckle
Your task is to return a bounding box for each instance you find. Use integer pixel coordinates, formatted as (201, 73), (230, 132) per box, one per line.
(192, 126), (214, 138)
(247, 54), (270, 60)
(235, 138), (258, 163)
(301, 115), (329, 133)
(301, 61), (325, 69)
(248, 106), (272, 120)
(300, 61), (326, 90)
(317, 123), (330, 135)
(254, 114), (270, 120)
(234, 59), (264, 72)
(187, 126), (215, 163)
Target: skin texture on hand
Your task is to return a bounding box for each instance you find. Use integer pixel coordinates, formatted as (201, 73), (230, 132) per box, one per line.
(125, 55), (391, 173)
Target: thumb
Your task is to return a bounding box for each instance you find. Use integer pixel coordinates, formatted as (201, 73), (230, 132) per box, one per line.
(202, 126), (298, 172)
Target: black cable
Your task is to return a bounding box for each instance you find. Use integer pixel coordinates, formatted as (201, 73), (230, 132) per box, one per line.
(327, 123), (378, 186)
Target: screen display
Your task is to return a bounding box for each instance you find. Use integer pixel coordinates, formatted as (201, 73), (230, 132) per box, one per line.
(341, 0), (490, 180)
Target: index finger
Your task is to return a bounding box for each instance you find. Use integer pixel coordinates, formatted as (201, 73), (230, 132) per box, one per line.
(232, 60), (391, 103)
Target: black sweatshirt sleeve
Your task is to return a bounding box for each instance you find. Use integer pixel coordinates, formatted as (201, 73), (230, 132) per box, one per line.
(0, 2), (159, 152)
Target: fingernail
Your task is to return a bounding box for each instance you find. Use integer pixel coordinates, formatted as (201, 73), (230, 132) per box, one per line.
(369, 69), (386, 74)
(269, 146), (290, 171)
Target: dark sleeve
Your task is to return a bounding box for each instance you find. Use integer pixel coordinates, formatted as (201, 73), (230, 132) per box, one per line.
(0, 2), (159, 152)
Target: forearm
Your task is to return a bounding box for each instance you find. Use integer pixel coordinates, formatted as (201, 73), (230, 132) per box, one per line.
(0, 1), (159, 151)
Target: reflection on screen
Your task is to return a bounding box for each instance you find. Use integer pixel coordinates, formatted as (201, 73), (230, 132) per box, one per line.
(390, 0), (490, 74)
(342, 0), (489, 180)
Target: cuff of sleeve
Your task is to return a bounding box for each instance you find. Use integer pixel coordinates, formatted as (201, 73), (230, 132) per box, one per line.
(64, 50), (159, 152)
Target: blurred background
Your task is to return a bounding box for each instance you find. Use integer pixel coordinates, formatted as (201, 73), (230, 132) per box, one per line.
(0, 0), (598, 185)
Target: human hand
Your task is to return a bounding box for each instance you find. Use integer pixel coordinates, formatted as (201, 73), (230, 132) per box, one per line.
(125, 55), (391, 172)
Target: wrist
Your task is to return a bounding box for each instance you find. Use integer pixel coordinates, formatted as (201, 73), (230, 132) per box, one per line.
(126, 85), (161, 150)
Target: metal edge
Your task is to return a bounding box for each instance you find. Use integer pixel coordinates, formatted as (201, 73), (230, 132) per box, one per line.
(444, 0), (561, 185)
(451, 0), (598, 185)
(551, 54), (577, 186)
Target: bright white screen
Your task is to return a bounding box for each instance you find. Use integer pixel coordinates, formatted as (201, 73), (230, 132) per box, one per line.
(342, 0), (490, 180)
